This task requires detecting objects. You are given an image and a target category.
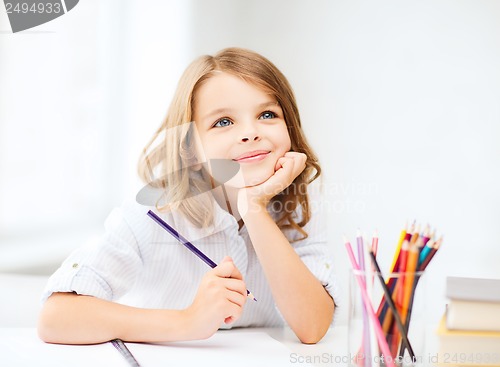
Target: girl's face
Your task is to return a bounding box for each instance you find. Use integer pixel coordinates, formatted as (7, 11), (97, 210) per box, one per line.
(193, 72), (291, 188)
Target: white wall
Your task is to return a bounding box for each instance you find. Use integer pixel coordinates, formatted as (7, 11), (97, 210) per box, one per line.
(0, 0), (192, 272)
(1, 0), (499, 325)
(188, 0), (500, 324)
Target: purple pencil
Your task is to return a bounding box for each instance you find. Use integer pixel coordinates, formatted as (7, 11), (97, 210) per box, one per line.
(147, 210), (257, 301)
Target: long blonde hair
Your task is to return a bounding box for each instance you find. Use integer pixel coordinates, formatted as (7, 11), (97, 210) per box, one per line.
(138, 47), (321, 239)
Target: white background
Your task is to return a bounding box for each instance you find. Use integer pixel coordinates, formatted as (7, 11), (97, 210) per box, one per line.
(1, 0), (499, 325)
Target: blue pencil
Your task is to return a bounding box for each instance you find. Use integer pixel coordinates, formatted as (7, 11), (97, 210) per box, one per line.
(147, 210), (257, 301)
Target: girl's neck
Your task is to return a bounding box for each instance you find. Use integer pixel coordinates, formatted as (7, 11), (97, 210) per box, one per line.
(212, 184), (243, 227)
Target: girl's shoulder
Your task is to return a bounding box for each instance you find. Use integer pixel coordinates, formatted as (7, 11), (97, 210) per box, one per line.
(115, 190), (237, 245)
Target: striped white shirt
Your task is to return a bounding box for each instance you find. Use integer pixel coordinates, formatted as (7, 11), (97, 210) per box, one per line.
(42, 193), (339, 328)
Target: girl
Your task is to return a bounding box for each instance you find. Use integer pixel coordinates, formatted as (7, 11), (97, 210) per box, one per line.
(38, 47), (337, 345)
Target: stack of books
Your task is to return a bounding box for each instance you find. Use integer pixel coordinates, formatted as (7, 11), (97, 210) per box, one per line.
(437, 276), (500, 366)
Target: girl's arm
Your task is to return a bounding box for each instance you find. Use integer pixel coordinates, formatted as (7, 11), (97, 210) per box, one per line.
(238, 152), (335, 344)
(38, 257), (247, 344)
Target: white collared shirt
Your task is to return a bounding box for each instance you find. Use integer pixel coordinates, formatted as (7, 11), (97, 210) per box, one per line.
(42, 193), (339, 328)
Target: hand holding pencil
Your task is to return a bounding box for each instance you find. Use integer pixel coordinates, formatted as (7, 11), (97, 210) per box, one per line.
(185, 256), (248, 340)
(147, 210), (254, 340)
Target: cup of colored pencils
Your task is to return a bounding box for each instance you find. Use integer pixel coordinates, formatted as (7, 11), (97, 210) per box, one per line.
(345, 223), (442, 367)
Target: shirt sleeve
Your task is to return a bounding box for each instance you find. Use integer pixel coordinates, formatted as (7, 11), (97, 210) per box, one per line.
(290, 208), (341, 309)
(41, 205), (144, 304)
(278, 189), (341, 325)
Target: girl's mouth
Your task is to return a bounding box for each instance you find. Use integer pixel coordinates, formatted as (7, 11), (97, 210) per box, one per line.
(233, 151), (270, 163)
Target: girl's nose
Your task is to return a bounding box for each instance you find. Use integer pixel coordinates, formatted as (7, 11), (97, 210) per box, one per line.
(241, 134), (260, 143)
(239, 117), (261, 143)
(240, 122), (261, 143)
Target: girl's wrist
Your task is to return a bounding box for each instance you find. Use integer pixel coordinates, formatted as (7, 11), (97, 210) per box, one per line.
(177, 308), (198, 341)
(237, 191), (269, 219)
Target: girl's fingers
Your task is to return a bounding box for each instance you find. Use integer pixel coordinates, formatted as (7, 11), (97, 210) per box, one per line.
(214, 256), (243, 280)
(275, 152), (306, 175)
(225, 287), (247, 307)
(222, 278), (247, 298)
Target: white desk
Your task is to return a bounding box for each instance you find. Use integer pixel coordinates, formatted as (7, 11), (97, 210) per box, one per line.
(0, 273), (439, 366)
(0, 326), (346, 367)
(0, 273), (346, 366)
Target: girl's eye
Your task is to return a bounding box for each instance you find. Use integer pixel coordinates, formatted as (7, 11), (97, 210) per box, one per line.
(213, 118), (233, 128)
(259, 111), (277, 120)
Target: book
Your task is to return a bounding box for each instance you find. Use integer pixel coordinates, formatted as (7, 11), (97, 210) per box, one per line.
(446, 276), (500, 332)
(446, 277), (500, 303)
(436, 315), (500, 367)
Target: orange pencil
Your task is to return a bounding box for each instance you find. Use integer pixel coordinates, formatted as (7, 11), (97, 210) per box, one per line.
(401, 239), (419, 322)
(393, 240), (419, 355)
(409, 224), (420, 246)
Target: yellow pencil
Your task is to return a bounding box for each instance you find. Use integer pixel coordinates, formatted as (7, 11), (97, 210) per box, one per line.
(390, 222), (408, 272)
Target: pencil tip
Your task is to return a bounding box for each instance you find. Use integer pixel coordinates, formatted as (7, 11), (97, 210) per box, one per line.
(247, 291), (257, 302)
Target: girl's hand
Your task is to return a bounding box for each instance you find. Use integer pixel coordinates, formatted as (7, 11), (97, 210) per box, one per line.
(184, 256), (247, 340)
(237, 152), (307, 217)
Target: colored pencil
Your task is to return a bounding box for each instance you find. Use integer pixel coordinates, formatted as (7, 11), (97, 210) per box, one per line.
(381, 239), (408, 336)
(405, 238), (442, 330)
(344, 239), (396, 367)
(418, 238), (434, 268)
(394, 240), (419, 357)
(410, 224), (420, 246)
(418, 237), (441, 271)
(372, 231), (379, 257)
(351, 224), (441, 363)
(111, 339), (141, 367)
(390, 222), (407, 272)
(147, 210), (257, 301)
(367, 247), (416, 361)
(395, 240), (410, 307)
(357, 231), (371, 366)
(401, 240), (419, 322)
(421, 224), (431, 247)
(378, 224), (409, 325)
(399, 237), (442, 357)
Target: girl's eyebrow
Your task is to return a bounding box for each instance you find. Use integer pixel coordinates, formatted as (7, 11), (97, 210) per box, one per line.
(202, 101), (280, 121)
(202, 107), (234, 121)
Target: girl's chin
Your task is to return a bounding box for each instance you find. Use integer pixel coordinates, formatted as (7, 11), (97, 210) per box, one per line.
(224, 170), (273, 189)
